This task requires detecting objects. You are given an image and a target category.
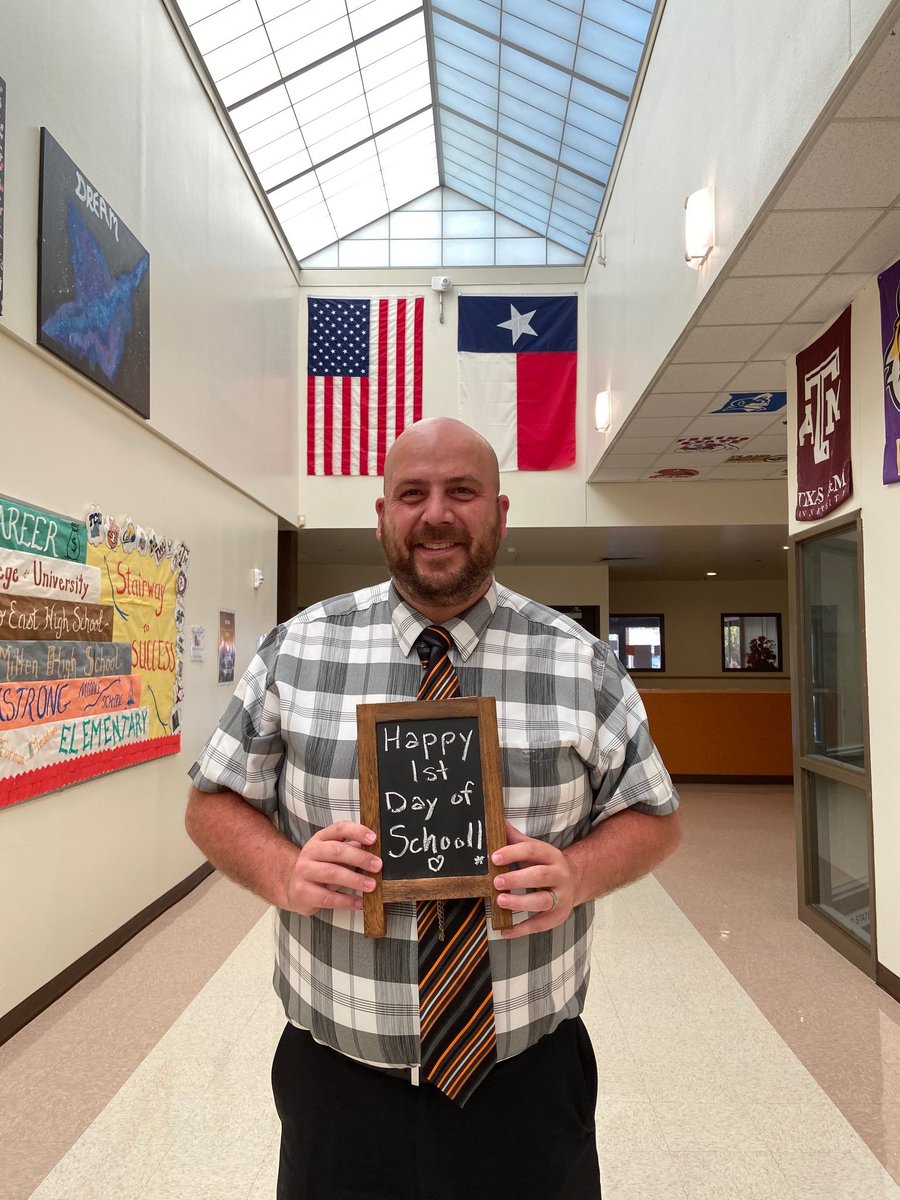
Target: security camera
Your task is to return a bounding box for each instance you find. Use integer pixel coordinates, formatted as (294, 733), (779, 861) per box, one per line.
(431, 275), (452, 292)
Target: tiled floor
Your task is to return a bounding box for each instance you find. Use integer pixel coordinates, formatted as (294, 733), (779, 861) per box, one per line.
(3, 784), (900, 1199)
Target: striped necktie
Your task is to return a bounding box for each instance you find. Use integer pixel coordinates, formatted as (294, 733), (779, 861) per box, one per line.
(415, 625), (497, 1106)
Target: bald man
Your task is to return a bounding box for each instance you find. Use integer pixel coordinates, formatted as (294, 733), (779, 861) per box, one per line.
(187, 418), (680, 1200)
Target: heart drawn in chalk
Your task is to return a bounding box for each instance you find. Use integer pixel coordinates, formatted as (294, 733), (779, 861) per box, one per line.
(427, 855), (444, 873)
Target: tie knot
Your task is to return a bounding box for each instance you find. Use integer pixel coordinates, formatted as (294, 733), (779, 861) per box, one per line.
(415, 625), (452, 663)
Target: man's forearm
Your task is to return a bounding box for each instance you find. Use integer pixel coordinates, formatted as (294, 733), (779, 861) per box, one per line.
(185, 786), (296, 908)
(563, 807), (681, 906)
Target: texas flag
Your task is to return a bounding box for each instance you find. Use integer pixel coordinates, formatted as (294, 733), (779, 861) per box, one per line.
(458, 294), (577, 471)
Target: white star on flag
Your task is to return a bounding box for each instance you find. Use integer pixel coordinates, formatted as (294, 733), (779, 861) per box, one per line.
(497, 305), (538, 346)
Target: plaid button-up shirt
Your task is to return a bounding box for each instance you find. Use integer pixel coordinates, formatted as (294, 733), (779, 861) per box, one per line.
(189, 581), (678, 1069)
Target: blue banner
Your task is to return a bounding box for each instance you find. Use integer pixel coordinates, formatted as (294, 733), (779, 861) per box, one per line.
(458, 295), (577, 353)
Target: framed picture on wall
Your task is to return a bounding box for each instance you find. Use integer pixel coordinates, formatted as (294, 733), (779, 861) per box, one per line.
(722, 613), (782, 671)
(37, 129), (150, 417)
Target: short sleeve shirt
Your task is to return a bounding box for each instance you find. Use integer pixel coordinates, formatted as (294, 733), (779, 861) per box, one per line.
(189, 581), (678, 1069)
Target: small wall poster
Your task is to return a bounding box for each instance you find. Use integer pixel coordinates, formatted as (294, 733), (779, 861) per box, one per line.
(795, 307), (852, 522)
(190, 625), (206, 662)
(218, 612), (235, 685)
(0, 495), (188, 810)
(37, 129), (150, 418)
(878, 257), (900, 485)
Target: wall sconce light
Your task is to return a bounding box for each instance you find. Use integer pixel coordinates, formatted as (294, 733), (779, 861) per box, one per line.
(684, 187), (715, 268)
(251, 568), (265, 589)
(595, 390), (611, 432)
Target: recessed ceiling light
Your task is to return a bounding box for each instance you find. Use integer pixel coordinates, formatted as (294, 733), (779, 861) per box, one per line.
(706, 571), (717, 577)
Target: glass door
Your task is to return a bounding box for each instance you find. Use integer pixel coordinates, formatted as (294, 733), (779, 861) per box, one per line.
(793, 514), (875, 972)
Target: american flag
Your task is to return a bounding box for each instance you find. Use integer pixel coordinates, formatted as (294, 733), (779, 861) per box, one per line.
(307, 296), (424, 475)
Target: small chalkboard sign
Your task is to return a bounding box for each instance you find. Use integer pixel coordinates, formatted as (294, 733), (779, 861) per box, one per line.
(357, 696), (512, 937)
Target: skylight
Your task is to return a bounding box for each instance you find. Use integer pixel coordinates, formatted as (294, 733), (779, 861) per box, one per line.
(174, 0), (657, 266)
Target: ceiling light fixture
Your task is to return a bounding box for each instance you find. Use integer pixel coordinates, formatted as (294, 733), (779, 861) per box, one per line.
(706, 571), (717, 577)
(685, 187), (715, 268)
(595, 390), (611, 432)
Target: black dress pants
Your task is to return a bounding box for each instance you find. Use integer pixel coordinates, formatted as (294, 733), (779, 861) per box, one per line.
(272, 1017), (601, 1200)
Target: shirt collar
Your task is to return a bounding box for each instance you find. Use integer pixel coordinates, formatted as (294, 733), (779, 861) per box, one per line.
(389, 581), (497, 662)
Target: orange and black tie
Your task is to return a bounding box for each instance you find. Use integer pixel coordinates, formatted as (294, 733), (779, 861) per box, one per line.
(414, 625), (497, 1106)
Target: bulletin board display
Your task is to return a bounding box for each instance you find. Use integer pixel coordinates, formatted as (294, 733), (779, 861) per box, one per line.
(0, 493), (188, 809)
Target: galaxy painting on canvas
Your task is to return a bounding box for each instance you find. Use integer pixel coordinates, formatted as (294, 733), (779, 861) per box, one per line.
(37, 129), (150, 418)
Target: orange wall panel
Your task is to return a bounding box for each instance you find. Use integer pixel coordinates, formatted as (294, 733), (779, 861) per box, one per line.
(639, 690), (793, 777)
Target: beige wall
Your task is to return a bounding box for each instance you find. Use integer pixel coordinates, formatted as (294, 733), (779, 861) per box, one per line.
(0, 1), (288, 1016)
(610, 579), (791, 691)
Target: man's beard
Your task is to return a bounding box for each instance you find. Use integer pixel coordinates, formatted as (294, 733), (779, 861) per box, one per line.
(381, 516), (501, 610)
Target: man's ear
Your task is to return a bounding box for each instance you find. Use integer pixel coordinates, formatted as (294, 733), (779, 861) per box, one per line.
(375, 496), (384, 542)
(498, 494), (510, 538)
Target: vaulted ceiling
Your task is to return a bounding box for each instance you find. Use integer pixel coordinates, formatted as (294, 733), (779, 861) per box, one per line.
(172, 0), (657, 265)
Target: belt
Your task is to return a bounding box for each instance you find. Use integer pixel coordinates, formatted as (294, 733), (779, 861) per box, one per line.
(367, 1062), (421, 1085)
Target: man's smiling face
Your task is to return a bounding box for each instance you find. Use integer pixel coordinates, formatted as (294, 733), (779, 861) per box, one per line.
(376, 419), (509, 620)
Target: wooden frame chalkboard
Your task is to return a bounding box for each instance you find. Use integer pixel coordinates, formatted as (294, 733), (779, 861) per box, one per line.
(357, 696), (512, 937)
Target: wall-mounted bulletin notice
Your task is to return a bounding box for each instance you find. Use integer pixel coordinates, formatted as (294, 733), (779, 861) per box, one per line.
(356, 697), (511, 937)
(37, 129), (150, 418)
(0, 494), (189, 809)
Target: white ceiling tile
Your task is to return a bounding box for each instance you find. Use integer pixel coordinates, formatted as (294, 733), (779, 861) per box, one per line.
(612, 436), (677, 453)
(653, 363), (743, 392)
(683, 412), (781, 436)
(698, 276), (820, 325)
(726, 362), (789, 391)
(790, 274), (870, 325)
(741, 435), (788, 454)
(673, 324), (778, 364)
(642, 465), (713, 480)
(622, 417), (692, 438)
(729, 210), (880, 276)
(756, 324), (823, 360)
(591, 470), (645, 482)
(652, 449), (734, 466)
(637, 392), (718, 417)
(835, 209), (900, 274)
(706, 463), (776, 480)
(775, 121), (900, 210)
(600, 453), (661, 469)
(836, 30), (900, 119)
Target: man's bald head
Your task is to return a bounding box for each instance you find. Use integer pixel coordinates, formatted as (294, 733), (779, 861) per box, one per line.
(382, 418), (501, 496)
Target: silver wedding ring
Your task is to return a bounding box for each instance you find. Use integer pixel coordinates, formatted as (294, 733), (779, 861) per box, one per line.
(547, 888), (559, 909)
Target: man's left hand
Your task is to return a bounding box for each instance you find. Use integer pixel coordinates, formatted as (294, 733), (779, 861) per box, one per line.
(492, 821), (578, 939)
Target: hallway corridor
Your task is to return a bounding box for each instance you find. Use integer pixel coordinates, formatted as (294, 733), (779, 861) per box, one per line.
(2, 785), (899, 1200)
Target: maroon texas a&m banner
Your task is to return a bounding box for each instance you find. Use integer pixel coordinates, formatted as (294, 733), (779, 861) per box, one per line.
(795, 307), (852, 522)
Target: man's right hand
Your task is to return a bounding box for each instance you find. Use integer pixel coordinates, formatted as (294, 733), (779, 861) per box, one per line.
(285, 821), (382, 915)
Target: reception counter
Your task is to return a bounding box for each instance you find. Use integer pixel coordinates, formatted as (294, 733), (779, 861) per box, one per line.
(638, 689), (793, 781)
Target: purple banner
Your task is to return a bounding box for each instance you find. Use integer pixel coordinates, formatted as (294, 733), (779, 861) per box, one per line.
(878, 257), (900, 485)
(795, 307), (852, 522)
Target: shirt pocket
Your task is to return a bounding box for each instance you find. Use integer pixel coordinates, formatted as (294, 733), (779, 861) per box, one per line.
(501, 742), (591, 845)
